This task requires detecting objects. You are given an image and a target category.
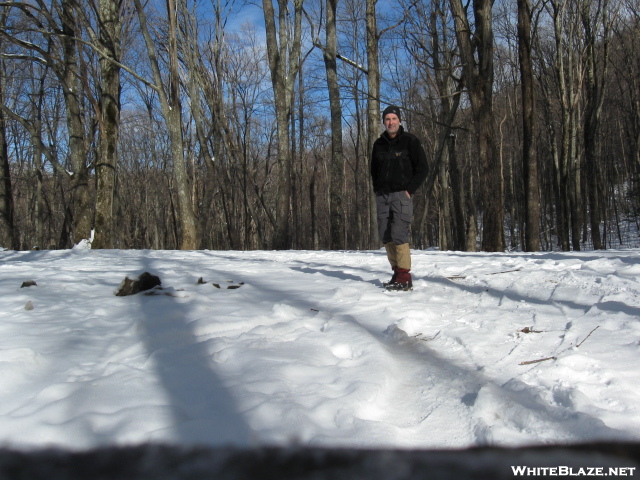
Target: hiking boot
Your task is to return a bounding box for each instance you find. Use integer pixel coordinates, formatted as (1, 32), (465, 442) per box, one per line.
(385, 268), (412, 291)
(383, 266), (398, 287)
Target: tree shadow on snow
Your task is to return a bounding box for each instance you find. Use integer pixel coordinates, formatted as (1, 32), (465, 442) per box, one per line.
(290, 266), (379, 285)
(425, 274), (640, 320)
(361, 313), (635, 446)
(179, 262), (633, 447)
(132, 258), (251, 446)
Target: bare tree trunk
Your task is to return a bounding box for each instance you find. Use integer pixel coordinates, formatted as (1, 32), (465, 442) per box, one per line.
(324, 0), (346, 250)
(0, 1), (94, 248)
(310, 153), (320, 249)
(34, 130), (44, 249)
(582, 0), (613, 250)
(93, 0), (121, 249)
(548, 0), (579, 250)
(167, 0), (198, 249)
(438, 158), (452, 249)
(366, 0), (380, 249)
(61, 0), (92, 245)
(428, 1), (465, 250)
(263, 0), (304, 249)
(449, 0), (504, 252)
(0, 91), (17, 250)
(0, 10), (17, 250)
(340, 0), (368, 249)
(448, 134), (466, 250)
(0, 6), (17, 249)
(133, 0), (199, 249)
(179, 0), (220, 248)
(518, 0), (541, 251)
(466, 170), (478, 251)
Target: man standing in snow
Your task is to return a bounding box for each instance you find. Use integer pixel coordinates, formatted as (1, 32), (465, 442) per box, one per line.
(371, 105), (428, 291)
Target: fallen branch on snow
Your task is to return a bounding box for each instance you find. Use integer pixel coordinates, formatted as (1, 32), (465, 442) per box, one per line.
(576, 326), (599, 348)
(519, 356), (557, 366)
(447, 268), (522, 280)
(519, 326), (600, 366)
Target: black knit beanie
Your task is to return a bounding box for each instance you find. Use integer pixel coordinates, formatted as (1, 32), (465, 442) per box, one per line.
(382, 105), (402, 121)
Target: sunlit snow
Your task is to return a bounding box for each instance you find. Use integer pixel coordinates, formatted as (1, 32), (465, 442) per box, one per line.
(1, 247), (639, 450)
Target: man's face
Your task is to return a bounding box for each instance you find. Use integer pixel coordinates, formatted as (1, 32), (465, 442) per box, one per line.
(384, 113), (400, 137)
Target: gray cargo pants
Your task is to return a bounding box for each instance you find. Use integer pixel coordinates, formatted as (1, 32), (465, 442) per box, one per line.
(376, 191), (413, 245)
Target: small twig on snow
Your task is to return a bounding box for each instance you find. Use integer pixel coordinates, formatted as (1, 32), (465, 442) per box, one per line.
(519, 356), (557, 366)
(520, 327), (543, 334)
(447, 268), (522, 280)
(576, 326), (599, 348)
(519, 325), (600, 366)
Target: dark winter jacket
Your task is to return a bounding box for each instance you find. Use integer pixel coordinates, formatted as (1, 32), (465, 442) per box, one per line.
(371, 126), (429, 196)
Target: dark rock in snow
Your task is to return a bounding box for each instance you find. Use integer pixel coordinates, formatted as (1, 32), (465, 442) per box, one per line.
(115, 272), (162, 296)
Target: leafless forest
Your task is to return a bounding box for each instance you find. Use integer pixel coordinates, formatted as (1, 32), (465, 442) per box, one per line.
(1, 0), (639, 252)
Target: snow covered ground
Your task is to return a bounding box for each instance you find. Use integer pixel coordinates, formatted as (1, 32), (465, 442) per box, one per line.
(1, 247), (640, 451)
